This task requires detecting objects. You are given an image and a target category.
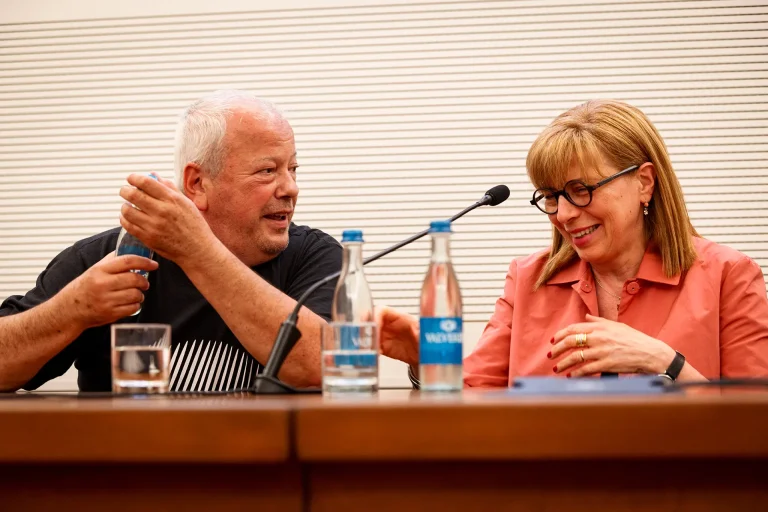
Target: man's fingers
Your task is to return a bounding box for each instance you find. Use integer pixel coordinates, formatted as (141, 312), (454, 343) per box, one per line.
(97, 252), (116, 263)
(113, 303), (143, 320)
(120, 172), (174, 214)
(110, 271), (151, 291)
(155, 175), (179, 192)
(105, 255), (159, 274)
(126, 173), (170, 200)
(111, 289), (146, 306)
(119, 186), (161, 216)
(120, 200), (155, 227)
(119, 211), (150, 244)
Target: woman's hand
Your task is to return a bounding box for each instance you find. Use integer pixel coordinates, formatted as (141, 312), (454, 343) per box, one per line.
(549, 314), (676, 377)
(376, 305), (419, 367)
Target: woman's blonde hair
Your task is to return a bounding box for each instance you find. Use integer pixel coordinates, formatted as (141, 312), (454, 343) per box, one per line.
(526, 100), (698, 288)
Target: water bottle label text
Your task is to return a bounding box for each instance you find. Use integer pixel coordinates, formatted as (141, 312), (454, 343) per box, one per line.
(419, 317), (463, 365)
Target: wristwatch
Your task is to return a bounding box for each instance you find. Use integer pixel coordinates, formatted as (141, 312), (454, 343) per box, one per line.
(658, 351), (686, 382)
(407, 365), (421, 390)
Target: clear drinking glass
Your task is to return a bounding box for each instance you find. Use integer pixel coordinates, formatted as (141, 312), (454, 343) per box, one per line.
(320, 321), (378, 396)
(111, 323), (171, 394)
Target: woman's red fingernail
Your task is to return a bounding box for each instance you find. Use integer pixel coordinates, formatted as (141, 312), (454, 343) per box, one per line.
(566, 373), (572, 378)
(552, 365), (558, 373)
(546, 351), (552, 359)
(550, 337), (555, 344)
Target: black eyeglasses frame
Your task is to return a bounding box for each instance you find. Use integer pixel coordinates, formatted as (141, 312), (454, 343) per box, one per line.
(530, 164), (641, 214)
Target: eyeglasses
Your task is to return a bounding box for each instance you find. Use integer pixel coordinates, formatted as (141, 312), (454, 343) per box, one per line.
(530, 164), (640, 214)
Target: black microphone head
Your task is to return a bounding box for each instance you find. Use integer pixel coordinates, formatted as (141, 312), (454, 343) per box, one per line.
(483, 184), (510, 206)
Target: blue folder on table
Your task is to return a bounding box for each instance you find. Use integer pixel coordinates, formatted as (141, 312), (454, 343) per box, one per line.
(502, 376), (674, 396)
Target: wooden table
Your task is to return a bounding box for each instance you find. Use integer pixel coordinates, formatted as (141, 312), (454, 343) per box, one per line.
(0, 394), (300, 511)
(2, 389), (768, 511)
(296, 389), (768, 511)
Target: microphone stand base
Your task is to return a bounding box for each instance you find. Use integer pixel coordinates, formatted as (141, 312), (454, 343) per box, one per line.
(249, 374), (321, 395)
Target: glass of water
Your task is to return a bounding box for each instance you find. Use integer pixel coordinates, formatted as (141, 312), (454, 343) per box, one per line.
(321, 322), (379, 396)
(111, 323), (171, 394)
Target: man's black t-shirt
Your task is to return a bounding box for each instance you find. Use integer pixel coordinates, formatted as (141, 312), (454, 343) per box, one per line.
(0, 224), (342, 392)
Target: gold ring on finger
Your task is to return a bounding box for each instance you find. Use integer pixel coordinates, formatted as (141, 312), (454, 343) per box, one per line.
(579, 350), (585, 363)
(576, 332), (588, 348)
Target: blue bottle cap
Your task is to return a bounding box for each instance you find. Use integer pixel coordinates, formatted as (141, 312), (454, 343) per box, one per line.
(341, 230), (364, 242)
(429, 220), (452, 233)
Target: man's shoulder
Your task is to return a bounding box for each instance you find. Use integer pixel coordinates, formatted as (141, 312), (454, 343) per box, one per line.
(40, 227), (121, 272)
(70, 227), (122, 259)
(287, 223), (341, 252)
(262, 224), (341, 309)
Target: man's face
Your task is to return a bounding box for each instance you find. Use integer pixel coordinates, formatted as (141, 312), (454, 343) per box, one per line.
(202, 109), (298, 266)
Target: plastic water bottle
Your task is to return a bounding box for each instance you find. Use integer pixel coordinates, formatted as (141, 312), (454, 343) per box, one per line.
(115, 229), (153, 278)
(419, 220), (463, 391)
(115, 174), (157, 315)
(324, 230), (378, 395)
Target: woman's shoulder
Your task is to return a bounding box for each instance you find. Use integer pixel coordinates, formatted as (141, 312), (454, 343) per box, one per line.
(691, 236), (762, 279)
(692, 236), (756, 266)
(504, 248), (554, 287)
(510, 248), (551, 271)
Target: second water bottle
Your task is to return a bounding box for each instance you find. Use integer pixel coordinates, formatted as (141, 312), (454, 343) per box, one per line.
(323, 229), (379, 395)
(419, 220), (463, 391)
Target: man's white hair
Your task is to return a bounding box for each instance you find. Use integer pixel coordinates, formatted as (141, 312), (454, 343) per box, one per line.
(174, 90), (284, 191)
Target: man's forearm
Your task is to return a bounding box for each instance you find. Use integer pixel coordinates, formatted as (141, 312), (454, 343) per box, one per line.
(178, 240), (324, 387)
(0, 293), (85, 391)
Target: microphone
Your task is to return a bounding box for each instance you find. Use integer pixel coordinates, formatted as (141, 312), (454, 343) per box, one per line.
(482, 184), (511, 206)
(251, 184), (511, 394)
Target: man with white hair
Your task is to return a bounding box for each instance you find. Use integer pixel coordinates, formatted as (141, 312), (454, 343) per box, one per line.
(0, 91), (341, 392)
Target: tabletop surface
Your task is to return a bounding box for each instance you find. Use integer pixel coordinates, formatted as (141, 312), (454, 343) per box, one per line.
(3, 387), (768, 462)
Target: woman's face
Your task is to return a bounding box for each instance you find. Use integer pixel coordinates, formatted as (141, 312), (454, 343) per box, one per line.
(548, 159), (654, 269)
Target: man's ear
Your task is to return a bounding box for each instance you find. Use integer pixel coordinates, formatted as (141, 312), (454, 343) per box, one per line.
(182, 163), (209, 211)
(637, 162), (656, 204)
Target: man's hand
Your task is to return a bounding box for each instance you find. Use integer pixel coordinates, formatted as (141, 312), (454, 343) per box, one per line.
(63, 253), (158, 329)
(118, 174), (217, 265)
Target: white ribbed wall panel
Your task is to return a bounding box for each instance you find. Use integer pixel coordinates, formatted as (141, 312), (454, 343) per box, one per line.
(1, 0), (767, 389)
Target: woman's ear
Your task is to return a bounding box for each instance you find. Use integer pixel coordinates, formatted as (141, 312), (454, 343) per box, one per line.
(637, 162), (656, 204)
(182, 163), (209, 211)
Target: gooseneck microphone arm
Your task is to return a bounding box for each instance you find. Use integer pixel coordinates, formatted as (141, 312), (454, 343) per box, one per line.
(360, 193), (497, 268)
(252, 184), (511, 393)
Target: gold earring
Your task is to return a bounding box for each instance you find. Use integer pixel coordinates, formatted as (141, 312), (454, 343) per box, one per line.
(643, 202), (649, 216)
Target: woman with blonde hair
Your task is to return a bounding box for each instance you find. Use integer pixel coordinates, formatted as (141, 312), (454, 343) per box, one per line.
(379, 100), (768, 385)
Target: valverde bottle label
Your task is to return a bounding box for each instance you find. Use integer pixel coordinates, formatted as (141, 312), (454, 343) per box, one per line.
(419, 317), (462, 365)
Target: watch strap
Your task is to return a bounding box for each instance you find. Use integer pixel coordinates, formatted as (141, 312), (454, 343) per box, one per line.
(407, 365), (421, 390)
(663, 351), (686, 381)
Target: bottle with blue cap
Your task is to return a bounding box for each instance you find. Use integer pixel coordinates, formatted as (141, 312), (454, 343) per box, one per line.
(115, 173), (158, 316)
(419, 219), (463, 391)
(324, 229), (378, 395)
